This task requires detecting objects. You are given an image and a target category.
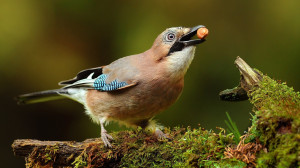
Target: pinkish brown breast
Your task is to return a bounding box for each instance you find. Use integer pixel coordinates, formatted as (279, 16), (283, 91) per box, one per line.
(86, 76), (184, 126)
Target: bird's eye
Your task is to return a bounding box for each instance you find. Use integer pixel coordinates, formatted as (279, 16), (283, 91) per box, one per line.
(165, 32), (176, 41)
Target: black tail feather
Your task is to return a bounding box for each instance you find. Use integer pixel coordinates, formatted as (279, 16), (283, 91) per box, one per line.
(16, 89), (68, 105)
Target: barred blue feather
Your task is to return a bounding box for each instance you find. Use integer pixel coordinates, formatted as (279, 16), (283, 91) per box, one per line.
(94, 74), (128, 91)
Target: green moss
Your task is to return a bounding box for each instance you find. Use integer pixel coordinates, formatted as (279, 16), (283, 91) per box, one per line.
(43, 145), (59, 163)
(248, 74), (300, 167)
(119, 127), (236, 167)
(26, 144), (60, 167)
(214, 159), (247, 168)
(249, 75), (300, 121)
(72, 148), (88, 168)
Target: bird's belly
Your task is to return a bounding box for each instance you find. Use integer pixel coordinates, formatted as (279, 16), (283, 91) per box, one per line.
(85, 80), (183, 125)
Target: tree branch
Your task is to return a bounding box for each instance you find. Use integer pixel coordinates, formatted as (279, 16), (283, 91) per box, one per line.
(12, 138), (101, 167)
(219, 56), (262, 101)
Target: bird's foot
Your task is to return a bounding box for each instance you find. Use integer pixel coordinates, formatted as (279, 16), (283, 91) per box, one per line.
(101, 129), (114, 148)
(155, 129), (171, 140)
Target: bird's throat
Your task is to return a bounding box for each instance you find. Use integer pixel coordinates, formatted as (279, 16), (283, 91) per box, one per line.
(166, 46), (196, 79)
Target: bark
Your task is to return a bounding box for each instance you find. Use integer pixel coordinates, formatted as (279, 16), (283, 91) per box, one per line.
(219, 56), (262, 101)
(12, 139), (100, 167)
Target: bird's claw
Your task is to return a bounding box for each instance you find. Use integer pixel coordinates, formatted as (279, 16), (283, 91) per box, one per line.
(101, 130), (114, 148)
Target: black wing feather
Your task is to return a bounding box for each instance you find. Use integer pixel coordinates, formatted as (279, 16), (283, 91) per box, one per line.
(59, 67), (103, 85)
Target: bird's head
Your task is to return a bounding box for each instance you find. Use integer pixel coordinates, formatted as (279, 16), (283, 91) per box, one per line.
(149, 25), (207, 77)
(150, 25), (207, 59)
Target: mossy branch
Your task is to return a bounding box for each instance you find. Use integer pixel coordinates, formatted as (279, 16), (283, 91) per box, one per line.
(12, 139), (100, 167)
(12, 57), (300, 167)
(220, 57), (299, 167)
(12, 128), (248, 167)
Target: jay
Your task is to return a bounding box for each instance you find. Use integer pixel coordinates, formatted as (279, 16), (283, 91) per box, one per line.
(17, 25), (207, 147)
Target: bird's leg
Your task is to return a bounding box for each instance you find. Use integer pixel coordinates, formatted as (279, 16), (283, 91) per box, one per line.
(100, 120), (113, 147)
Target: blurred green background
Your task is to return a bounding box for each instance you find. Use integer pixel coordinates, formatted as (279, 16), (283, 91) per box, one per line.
(1, 0), (299, 167)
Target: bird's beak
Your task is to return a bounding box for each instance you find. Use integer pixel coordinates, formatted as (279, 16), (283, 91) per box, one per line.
(167, 25), (207, 56)
(179, 25), (206, 46)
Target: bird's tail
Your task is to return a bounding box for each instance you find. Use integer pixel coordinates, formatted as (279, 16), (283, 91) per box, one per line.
(16, 89), (68, 105)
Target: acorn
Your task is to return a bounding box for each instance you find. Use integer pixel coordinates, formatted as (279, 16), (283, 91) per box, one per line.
(197, 27), (209, 39)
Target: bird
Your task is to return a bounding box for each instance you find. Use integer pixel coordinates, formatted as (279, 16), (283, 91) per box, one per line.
(17, 25), (208, 147)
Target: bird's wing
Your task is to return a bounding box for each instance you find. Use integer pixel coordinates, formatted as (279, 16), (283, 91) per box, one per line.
(93, 74), (138, 91)
(59, 67), (138, 91)
(59, 67), (104, 85)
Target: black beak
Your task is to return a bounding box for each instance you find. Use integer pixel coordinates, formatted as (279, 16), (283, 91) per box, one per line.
(179, 25), (206, 46)
(168, 25), (207, 56)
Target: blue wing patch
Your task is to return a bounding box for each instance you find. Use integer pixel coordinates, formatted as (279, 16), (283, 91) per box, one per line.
(94, 74), (128, 91)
